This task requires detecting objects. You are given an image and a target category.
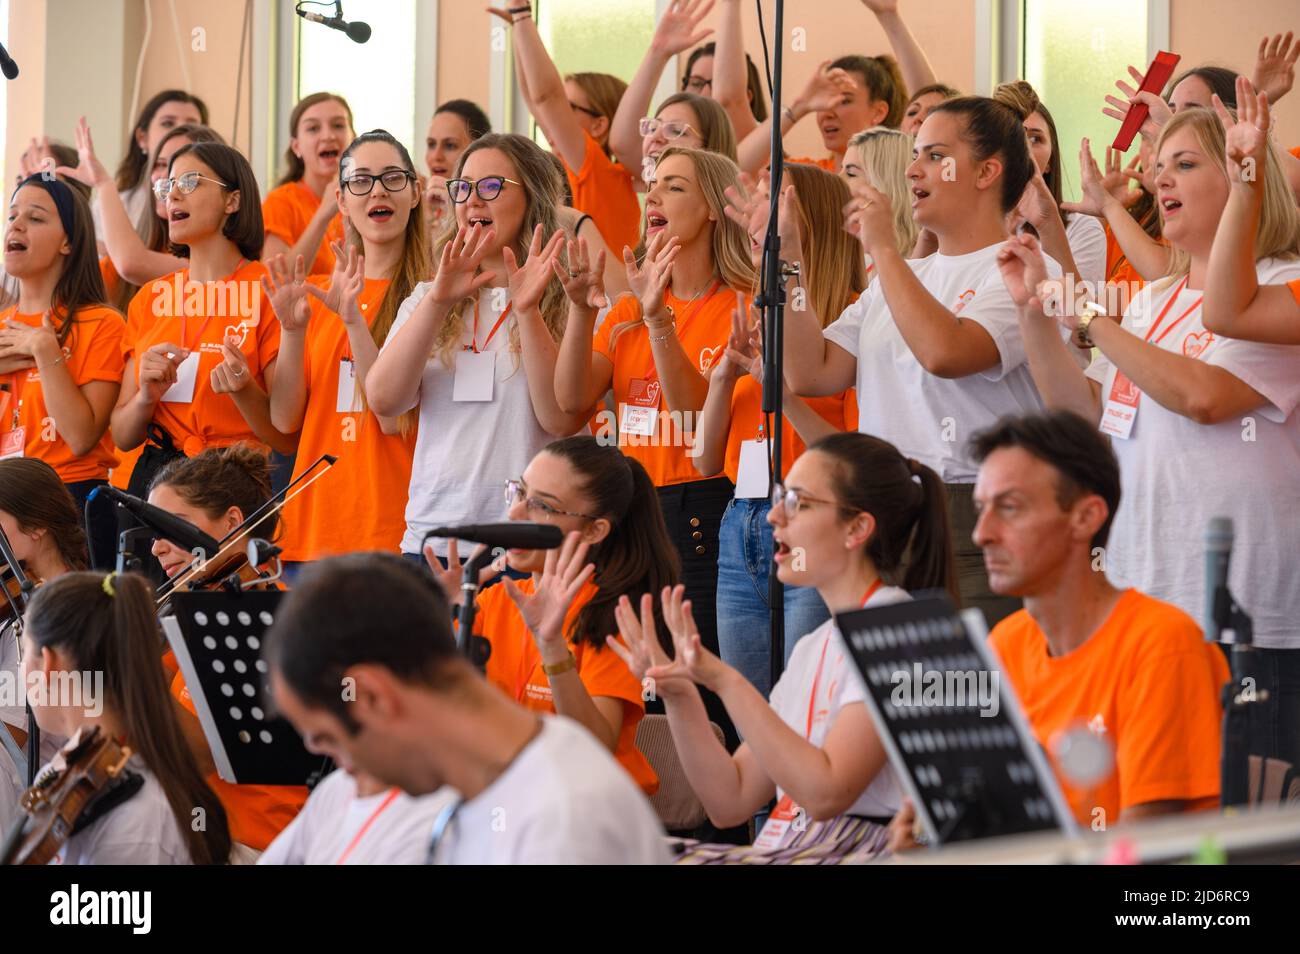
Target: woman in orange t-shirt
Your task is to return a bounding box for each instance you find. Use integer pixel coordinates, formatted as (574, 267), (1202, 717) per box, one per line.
(1, 176), (126, 568)
(493, 3), (641, 256)
(696, 162), (864, 698)
(425, 436), (678, 795)
(261, 93), (354, 276)
(264, 130), (424, 566)
(111, 142), (296, 497)
(146, 445), (308, 856)
(554, 146), (754, 745)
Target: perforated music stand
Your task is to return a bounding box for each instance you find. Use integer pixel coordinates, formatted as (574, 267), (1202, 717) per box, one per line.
(835, 595), (1077, 847)
(160, 590), (326, 787)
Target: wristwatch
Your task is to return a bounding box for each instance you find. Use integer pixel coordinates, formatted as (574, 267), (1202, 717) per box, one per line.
(542, 651), (577, 676)
(1075, 304), (1102, 349)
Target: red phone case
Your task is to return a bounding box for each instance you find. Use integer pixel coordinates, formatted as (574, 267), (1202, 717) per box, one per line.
(1111, 51), (1181, 152)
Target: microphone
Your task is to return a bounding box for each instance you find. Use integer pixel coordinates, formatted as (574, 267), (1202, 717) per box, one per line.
(296, 7), (371, 43)
(0, 42), (17, 80)
(88, 485), (220, 558)
(423, 523), (564, 552)
(1204, 516), (1233, 642)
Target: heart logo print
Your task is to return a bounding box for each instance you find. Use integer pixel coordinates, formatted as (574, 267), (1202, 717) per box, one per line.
(1182, 331), (1214, 359)
(699, 345), (721, 371)
(644, 380), (661, 405)
(224, 323), (249, 348)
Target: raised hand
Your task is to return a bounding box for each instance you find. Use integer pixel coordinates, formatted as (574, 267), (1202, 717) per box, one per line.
(1214, 75), (1271, 187)
(997, 233), (1050, 311)
(723, 171), (772, 258)
(53, 117), (112, 191)
(647, 584), (729, 690)
(719, 296), (761, 381)
(1253, 31), (1298, 105)
(429, 222), (499, 308)
(503, 223), (565, 314)
(503, 531), (596, 658)
(424, 175), (451, 229)
(422, 537), (501, 607)
(259, 254), (314, 334)
(776, 182), (804, 257)
(650, 0), (716, 58)
(843, 176), (897, 256)
(1015, 170), (1063, 235)
(1061, 138), (1116, 219)
(1100, 146), (1145, 208)
(623, 230), (681, 320)
(1102, 65), (1172, 144)
(607, 592), (692, 701)
(551, 235), (610, 310)
(795, 61), (857, 116)
(209, 335), (253, 395)
(137, 342), (190, 404)
(304, 240), (367, 325)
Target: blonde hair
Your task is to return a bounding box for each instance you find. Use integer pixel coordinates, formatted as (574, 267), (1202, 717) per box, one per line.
(610, 147), (755, 348)
(429, 133), (568, 368)
(1155, 107), (1300, 283)
(566, 72), (628, 152)
(783, 163), (866, 325)
(848, 126), (919, 260)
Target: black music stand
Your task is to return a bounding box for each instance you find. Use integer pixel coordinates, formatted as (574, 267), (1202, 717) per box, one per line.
(160, 590), (327, 787)
(836, 595), (1077, 847)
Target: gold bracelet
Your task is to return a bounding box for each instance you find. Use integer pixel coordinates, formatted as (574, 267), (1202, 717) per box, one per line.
(542, 652), (577, 676)
(647, 321), (677, 343)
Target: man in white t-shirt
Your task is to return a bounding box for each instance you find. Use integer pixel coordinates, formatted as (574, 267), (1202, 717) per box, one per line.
(263, 553), (670, 865)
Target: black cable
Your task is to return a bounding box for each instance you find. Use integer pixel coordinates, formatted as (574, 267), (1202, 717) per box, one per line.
(755, 0), (774, 98)
(83, 496), (97, 571)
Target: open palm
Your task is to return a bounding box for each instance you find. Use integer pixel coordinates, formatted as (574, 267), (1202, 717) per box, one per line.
(260, 254), (314, 333)
(504, 531), (595, 653)
(430, 223), (499, 308)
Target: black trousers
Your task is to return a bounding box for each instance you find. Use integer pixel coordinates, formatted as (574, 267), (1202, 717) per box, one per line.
(656, 476), (737, 750)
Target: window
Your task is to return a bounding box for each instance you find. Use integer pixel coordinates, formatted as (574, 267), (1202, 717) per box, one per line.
(1022, 0), (1150, 202)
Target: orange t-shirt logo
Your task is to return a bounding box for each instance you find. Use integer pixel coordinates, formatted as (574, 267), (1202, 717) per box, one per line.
(952, 289), (976, 315)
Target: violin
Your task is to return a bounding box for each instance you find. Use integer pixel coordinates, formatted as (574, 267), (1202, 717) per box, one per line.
(155, 454), (336, 614)
(0, 562), (27, 632)
(0, 725), (143, 865)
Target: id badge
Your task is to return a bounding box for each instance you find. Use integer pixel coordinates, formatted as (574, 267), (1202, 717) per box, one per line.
(0, 427), (25, 460)
(751, 794), (801, 851)
(734, 438), (769, 498)
(452, 349), (496, 402)
(620, 377), (660, 437)
(1099, 370), (1139, 440)
(336, 358), (362, 413)
(162, 352), (200, 404)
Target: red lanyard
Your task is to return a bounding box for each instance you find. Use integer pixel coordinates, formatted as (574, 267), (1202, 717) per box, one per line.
(469, 297), (513, 353)
(178, 259), (247, 352)
(1144, 277), (1202, 346)
(804, 579), (883, 739)
(334, 787), (400, 864)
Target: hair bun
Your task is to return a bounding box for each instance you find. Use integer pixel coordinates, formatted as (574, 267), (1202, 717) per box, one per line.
(992, 80), (1040, 121)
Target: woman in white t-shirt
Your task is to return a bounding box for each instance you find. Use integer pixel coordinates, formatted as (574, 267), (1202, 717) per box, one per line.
(17, 571), (230, 864)
(993, 80), (1107, 292)
(610, 431), (956, 863)
(366, 133), (590, 561)
(259, 768), (456, 865)
(784, 95), (1056, 628)
(997, 104), (1300, 649)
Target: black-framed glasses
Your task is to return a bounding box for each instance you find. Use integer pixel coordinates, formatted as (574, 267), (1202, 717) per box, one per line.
(446, 176), (522, 204)
(343, 170), (416, 196)
(152, 172), (230, 199)
(638, 117), (698, 140)
(770, 482), (852, 520)
(504, 479), (597, 522)
(683, 76), (712, 94)
(569, 101), (603, 118)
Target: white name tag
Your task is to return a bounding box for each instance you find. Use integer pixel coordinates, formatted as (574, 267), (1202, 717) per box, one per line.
(162, 352), (200, 404)
(734, 438), (769, 498)
(452, 349), (495, 402)
(1098, 371), (1139, 441)
(619, 403), (656, 437)
(336, 358), (362, 413)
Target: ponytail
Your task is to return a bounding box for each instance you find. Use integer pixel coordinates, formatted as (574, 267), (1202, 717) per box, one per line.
(812, 433), (958, 605)
(26, 572), (231, 864)
(540, 437), (680, 650)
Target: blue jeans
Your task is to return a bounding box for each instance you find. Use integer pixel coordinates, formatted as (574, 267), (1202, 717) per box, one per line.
(715, 497), (830, 700)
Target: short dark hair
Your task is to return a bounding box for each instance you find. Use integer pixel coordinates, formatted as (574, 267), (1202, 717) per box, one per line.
(968, 411), (1122, 549)
(262, 553), (460, 732)
(435, 99), (492, 141)
(166, 142), (264, 260)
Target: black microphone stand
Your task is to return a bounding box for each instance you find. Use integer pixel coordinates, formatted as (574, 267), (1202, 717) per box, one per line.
(0, 522), (38, 784)
(1215, 582), (1261, 809)
(457, 548), (496, 673)
(755, 0), (792, 686)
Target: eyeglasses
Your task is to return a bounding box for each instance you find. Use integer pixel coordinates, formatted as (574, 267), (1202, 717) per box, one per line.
(152, 172), (230, 199)
(683, 76), (713, 94)
(504, 479), (597, 522)
(446, 176), (522, 204)
(639, 117), (699, 140)
(343, 170), (416, 196)
(770, 482), (852, 520)
(569, 101), (603, 119)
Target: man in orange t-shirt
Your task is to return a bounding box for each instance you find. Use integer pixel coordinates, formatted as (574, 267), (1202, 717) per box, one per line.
(967, 411), (1228, 829)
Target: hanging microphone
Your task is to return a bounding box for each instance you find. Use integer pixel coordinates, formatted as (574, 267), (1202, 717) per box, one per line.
(1204, 516), (1233, 642)
(88, 485), (220, 558)
(296, 5), (371, 44)
(0, 42), (18, 80)
(423, 523), (564, 552)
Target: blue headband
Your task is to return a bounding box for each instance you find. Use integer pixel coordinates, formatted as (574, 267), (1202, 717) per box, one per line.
(12, 174), (77, 238)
